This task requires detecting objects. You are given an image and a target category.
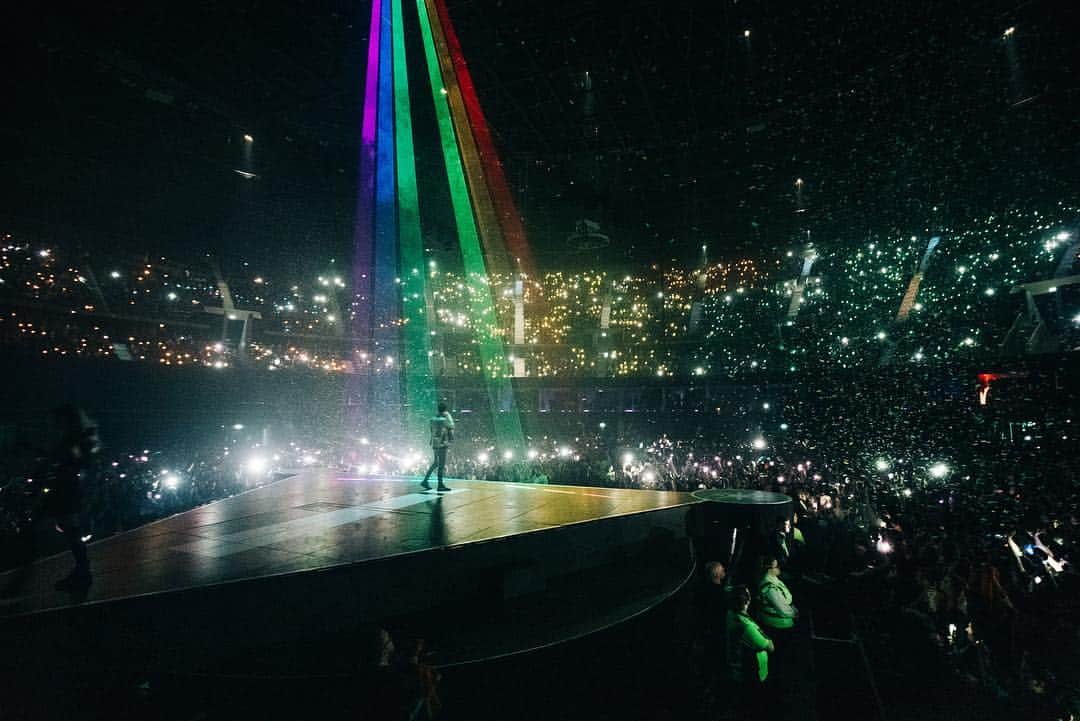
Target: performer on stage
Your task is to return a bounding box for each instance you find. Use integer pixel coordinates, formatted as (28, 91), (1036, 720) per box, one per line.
(46, 405), (99, 591)
(420, 402), (454, 493)
(2, 405), (99, 597)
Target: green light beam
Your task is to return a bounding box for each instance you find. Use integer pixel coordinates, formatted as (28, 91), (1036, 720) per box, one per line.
(414, 0), (523, 451)
(392, 0), (436, 446)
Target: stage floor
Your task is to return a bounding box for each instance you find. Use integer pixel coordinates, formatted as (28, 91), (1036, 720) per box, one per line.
(0, 472), (694, 619)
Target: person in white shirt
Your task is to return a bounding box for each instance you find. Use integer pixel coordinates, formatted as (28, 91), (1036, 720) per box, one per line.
(420, 402), (454, 492)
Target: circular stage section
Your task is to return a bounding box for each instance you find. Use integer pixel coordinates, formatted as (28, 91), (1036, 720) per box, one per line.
(688, 488), (792, 535)
(691, 488), (792, 507)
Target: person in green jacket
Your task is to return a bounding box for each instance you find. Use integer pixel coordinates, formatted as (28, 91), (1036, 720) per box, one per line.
(727, 584), (774, 717)
(758, 555), (798, 684)
(758, 555), (798, 631)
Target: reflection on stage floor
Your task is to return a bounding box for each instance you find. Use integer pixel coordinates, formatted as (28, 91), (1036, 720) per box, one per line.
(1, 472), (695, 621)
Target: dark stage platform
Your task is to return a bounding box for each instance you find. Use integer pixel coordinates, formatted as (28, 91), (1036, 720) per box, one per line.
(0, 473), (699, 673)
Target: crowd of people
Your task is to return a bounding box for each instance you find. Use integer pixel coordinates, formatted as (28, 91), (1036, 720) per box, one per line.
(0, 429), (319, 576)
(408, 368), (1080, 718)
(691, 370), (1078, 719)
(2, 362), (1077, 718)
(3, 202), (1078, 381)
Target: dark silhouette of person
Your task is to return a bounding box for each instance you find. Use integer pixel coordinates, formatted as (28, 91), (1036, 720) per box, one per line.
(43, 405), (99, 591)
(420, 402), (454, 493)
(2, 405), (99, 598)
(355, 627), (442, 720)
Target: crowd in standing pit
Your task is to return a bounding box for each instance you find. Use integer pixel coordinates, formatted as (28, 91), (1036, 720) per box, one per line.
(1, 364), (1077, 718)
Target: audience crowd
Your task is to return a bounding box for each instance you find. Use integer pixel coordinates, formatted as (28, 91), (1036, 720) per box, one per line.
(3, 202), (1078, 381)
(2, 366), (1077, 719)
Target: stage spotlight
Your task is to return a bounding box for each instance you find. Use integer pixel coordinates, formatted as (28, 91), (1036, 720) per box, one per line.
(246, 455), (268, 475)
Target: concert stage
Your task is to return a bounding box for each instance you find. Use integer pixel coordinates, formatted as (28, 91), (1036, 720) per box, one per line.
(0, 472), (698, 675)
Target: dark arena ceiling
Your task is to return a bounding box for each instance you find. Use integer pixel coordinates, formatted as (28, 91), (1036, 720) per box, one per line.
(3, 0), (1077, 270)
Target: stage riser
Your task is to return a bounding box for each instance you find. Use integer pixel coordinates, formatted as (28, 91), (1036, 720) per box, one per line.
(3, 505), (690, 674)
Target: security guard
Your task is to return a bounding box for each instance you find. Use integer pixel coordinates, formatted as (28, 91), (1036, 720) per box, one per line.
(757, 555), (797, 681)
(759, 556), (797, 630)
(727, 584), (773, 718)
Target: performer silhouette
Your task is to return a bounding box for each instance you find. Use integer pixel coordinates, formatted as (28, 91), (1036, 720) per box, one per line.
(46, 405), (98, 591)
(420, 402), (454, 493)
(2, 405), (99, 598)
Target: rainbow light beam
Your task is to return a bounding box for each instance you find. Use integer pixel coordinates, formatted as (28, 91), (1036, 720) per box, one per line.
(392, 0), (437, 442)
(371, 0), (402, 430)
(431, 0), (535, 280)
(421, 0), (509, 280)
(415, 0), (524, 450)
(348, 0), (384, 426)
